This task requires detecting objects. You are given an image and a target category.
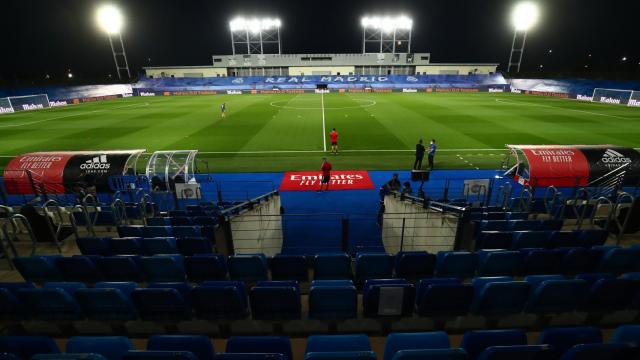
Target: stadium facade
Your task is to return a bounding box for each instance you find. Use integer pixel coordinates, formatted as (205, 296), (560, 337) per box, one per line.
(144, 52), (499, 78)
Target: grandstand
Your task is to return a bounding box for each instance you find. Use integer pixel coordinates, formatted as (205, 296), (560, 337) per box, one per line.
(1, 2), (640, 360)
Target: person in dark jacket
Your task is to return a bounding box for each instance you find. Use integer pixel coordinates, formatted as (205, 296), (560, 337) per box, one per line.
(414, 139), (425, 169)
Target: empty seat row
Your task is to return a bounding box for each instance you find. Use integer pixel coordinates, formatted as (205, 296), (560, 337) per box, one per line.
(117, 226), (212, 239)
(76, 237), (214, 256)
(469, 211), (529, 221)
(476, 229), (609, 250)
(3, 273), (640, 323)
(478, 219), (564, 232)
(3, 325), (640, 360)
(146, 216), (219, 227)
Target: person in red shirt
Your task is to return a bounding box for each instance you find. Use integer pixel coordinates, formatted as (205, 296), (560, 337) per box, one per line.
(329, 128), (339, 155)
(319, 157), (332, 191)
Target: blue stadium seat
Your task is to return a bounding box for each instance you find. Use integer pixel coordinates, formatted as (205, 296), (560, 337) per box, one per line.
(170, 217), (195, 227)
(33, 355), (107, 360)
(525, 279), (589, 314)
(249, 281), (301, 320)
(392, 349), (467, 360)
(383, 332), (450, 360)
(483, 212), (507, 221)
(549, 231), (579, 248)
(476, 232), (513, 250)
(362, 279), (415, 317)
(75, 287), (138, 321)
(509, 220), (542, 231)
(394, 251), (436, 279)
(216, 354), (284, 360)
(148, 282), (193, 307)
(95, 281), (138, 296)
(436, 251), (477, 278)
(192, 281), (248, 320)
(226, 336), (292, 360)
(479, 221), (509, 232)
(520, 249), (562, 275)
(415, 279), (474, 317)
(140, 255), (186, 282)
(193, 217), (218, 227)
(169, 210), (189, 217)
(117, 225), (145, 238)
(14, 255), (63, 283)
(574, 273), (616, 286)
(66, 336), (134, 360)
(42, 281), (86, 295)
(177, 237), (213, 256)
(0, 288), (28, 321)
(536, 326), (602, 355)
(477, 251), (524, 277)
(17, 288), (83, 320)
(97, 256), (144, 282)
(582, 278), (637, 312)
(470, 277), (529, 316)
(576, 229), (608, 247)
(228, 254), (268, 282)
(313, 253), (352, 280)
(76, 237), (112, 256)
(143, 226), (173, 238)
(506, 212), (529, 221)
(185, 254), (228, 282)
(309, 281), (357, 319)
(271, 255), (308, 282)
(476, 345), (552, 360)
(0, 336), (60, 359)
(140, 237), (179, 255)
(610, 325), (640, 345)
(56, 255), (103, 283)
(597, 247), (640, 274)
(123, 351), (197, 360)
(559, 343), (631, 360)
(131, 288), (191, 321)
(305, 352), (376, 360)
(173, 226), (202, 239)
(524, 275), (566, 289)
(355, 253), (394, 283)
(560, 248), (599, 275)
(539, 220), (564, 231)
(512, 231), (550, 249)
(305, 334), (371, 353)
(460, 329), (528, 360)
(147, 218), (171, 226)
(147, 335), (215, 360)
(110, 237), (143, 255)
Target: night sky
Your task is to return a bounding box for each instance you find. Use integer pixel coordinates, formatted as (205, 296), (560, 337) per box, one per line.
(2, 0), (640, 83)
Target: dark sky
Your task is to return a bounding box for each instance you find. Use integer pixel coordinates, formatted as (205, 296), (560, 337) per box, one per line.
(2, 0), (640, 82)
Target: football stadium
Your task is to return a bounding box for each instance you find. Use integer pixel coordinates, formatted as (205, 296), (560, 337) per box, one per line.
(1, 1), (640, 359)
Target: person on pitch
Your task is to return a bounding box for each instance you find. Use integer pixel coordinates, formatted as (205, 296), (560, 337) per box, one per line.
(319, 157), (332, 192)
(428, 139), (437, 170)
(220, 103), (226, 118)
(329, 128), (339, 155)
(414, 138), (425, 169)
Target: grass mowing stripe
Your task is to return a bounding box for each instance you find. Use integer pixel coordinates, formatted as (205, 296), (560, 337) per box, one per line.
(321, 92), (327, 152)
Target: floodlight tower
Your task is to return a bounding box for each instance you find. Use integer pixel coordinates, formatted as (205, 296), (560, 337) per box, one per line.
(507, 2), (540, 72)
(96, 4), (131, 80)
(361, 15), (412, 54)
(229, 17), (282, 55)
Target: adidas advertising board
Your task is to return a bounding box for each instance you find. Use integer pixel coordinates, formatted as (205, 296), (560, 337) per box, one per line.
(63, 153), (132, 193)
(580, 147), (640, 184)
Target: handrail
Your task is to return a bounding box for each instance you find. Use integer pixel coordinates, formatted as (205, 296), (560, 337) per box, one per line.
(0, 218), (18, 269)
(10, 214), (39, 256)
(41, 199), (63, 252)
(111, 198), (128, 226)
(72, 204), (95, 237)
(220, 190), (279, 218)
(388, 190), (468, 215)
(572, 188), (592, 230)
(614, 192), (635, 244)
(591, 196), (615, 230)
(543, 186), (559, 215)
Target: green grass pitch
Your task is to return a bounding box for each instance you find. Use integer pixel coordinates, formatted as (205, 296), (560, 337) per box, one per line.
(0, 92), (639, 172)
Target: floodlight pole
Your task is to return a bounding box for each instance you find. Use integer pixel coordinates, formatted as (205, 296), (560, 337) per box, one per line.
(107, 32), (131, 80)
(507, 30), (528, 73)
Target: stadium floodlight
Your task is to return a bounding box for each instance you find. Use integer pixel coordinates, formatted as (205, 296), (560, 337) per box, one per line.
(361, 15), (412, 54)
(507, 2), (540, 72)
(95, 4), (131, 80)
(229, 16), (282, 55)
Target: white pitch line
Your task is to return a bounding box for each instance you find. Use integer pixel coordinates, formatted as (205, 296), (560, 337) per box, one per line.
(495, 98), (637, 120)
(321, 92), (327, 152)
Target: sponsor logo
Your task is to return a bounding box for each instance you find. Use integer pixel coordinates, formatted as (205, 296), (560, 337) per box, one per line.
(21, 103), (44, 110)
(49, 100), (68, 107)
(488, 88), (504, 93)
(226, 90), (242, 95)
(599, 96), (621, 104)
(628, 99), (640, 107)
(0, 106), (14, 114)
(406, 76), (419, 82)
(577, 94), (593, 101)
(122, 93), (133, 98)
(280, 170), (374, 191)
(231, 78), (244, 84)
(511, 88), (522, 94)
(80, 154), (111, 172)
(139, 92), (156, 97)
(601, 149), (632, 165)
(530, 149), (575, 156)
(18, 155), (64, 170)
(402, 88), (418, 93)
(314, 89), (329, 94)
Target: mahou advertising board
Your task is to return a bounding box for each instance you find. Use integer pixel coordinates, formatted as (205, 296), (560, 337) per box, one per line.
(3, 150), (144, 194)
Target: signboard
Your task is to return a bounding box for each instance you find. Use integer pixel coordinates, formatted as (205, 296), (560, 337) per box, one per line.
(280, 170), (375, 191)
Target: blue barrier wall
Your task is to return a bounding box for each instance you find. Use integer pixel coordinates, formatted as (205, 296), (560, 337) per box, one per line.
(509, 78), (640, 97)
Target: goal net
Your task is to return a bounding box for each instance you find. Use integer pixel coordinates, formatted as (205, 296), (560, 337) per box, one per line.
(7, 94), (51, 112)
(591, 88), (632, 105)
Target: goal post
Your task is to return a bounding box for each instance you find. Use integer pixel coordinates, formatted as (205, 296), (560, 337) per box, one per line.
(6, 94), (51, 112)
(591, 88), (633, 105)
(629, 90), (640, 107)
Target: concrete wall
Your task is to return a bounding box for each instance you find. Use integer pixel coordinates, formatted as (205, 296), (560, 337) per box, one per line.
(230, 195), (283, 257)
(415, 65), (497, 75)
(145, 67), (228, 78)
(288, 66), (356, 76)
(382, 195), (458, 254)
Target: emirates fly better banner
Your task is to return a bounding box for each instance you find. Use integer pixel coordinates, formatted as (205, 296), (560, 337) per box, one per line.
(279, 170), (375, 191)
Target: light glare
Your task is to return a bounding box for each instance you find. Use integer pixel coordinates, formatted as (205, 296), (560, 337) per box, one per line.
(361, 15), (412, 31)
(511, 2), (539, 31)
(230, 17), (282, 32)
(96, 4), (124, 34)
